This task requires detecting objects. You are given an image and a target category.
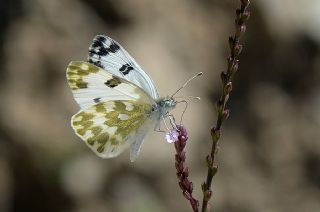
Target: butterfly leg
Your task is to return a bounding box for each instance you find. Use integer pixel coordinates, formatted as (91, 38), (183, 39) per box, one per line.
(167, 114), (178, 130)
(177, 100), (188, 125)
(155, 113), (178, 133)
(154, 122), (166, 133)
(162, 115), (172, 132)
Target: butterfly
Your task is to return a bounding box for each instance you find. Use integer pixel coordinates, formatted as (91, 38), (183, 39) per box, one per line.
(66, 35), (183, 162)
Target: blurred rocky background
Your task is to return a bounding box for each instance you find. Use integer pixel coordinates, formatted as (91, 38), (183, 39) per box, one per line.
(0, 0), (320, 211)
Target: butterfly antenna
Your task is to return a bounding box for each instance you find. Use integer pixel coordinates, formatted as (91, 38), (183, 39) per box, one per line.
(171, 72), (203, 98)
(175, 95), (201, 101)
(175, 95), (201, 124)
(188, 96), (201, 100)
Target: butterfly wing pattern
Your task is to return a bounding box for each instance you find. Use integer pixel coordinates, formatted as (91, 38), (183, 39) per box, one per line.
(67, 35), (178, 161)
(88, 35), (160, 99)
(67, 61), (159, 161)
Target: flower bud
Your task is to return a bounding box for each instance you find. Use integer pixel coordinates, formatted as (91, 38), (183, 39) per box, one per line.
(203, 189), (212, 201)
(243, 10), (250, 20)
(220, 71), (228, 83)
(206, 155), (213, 167)
(222, 109), (230, 121)
(211, 128), (221, 142)
(240, 24), (246, 33)
(234, 44), (243, 56)
(225, 82), (233, 94)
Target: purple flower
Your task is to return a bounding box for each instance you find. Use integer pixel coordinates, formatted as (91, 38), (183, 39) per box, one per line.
(172, 125), (199, 211)
(165, 128), (180, 143)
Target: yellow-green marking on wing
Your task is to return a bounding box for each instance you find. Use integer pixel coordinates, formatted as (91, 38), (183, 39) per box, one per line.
(67, 61), (100, 90)
(71, 100), (152, 158)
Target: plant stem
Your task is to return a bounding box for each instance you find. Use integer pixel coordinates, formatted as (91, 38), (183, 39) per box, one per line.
(201, 1), (251, 211)
(174, 125), (199, 212)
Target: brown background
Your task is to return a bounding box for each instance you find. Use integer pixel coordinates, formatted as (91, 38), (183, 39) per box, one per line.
(0, 0), (320, 211)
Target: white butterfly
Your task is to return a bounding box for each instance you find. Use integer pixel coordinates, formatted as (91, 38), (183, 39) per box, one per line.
(67, 35), (199, 162)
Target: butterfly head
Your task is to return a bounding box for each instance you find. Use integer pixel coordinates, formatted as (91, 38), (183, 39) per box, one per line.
(156, 96), (177, 116)
(163, 96), (177, 109)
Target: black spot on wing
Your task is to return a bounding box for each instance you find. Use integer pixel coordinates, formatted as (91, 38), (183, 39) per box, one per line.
(92, 40), (103, 48)
(109, 41), (120, 53)
(90, 38), (120, 57)
(104, 77), (122, 88)
(88, 50), (94, 57)
(93, 97), (101, 103)
(96, 35), (106, 43)
(98, 47), (108, 56)
(88, 58), (104, 69)
(119, 64), (134, 75)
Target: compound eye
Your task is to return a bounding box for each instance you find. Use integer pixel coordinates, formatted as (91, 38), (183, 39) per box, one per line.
(151, 105), (157, 112)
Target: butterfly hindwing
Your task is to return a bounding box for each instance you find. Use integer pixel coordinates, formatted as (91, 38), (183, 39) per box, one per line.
(87, 35), (160, 99)
(71, 100), (155, 159)
(66, 61), (154, 109)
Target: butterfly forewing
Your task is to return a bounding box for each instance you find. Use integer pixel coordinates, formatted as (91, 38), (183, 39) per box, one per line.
(66, 61), (155, 109)
(87, 35), (160, 100)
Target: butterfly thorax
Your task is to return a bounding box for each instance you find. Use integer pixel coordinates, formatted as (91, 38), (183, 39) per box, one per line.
(154, 96), (177, 117)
